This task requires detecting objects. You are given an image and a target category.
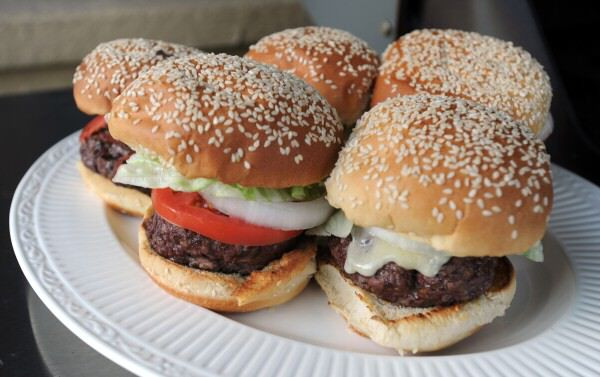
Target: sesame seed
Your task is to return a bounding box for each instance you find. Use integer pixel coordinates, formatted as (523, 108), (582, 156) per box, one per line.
(325, 93), (551, 234)
(375, 29), (552, 134)
(73, 38), (200, 107)
(247, 26), (379, 125)
(113, 52), (343, 179)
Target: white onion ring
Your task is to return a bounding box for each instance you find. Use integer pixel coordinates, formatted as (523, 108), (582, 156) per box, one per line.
(201, 192), (334, 231)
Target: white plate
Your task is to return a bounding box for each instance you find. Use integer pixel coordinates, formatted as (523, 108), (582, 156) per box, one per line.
(10, 132), (600, 377)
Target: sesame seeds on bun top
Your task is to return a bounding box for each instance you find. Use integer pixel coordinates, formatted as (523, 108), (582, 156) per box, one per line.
(326, 94), (552, 257)
(246, 26), (380, 126)
(108, 53), (344, 188)
(73, 38), (200, 115)
(371, 29), (552, 136)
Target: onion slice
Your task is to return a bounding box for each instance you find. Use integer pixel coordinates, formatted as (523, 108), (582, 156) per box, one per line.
(366, 227), (447, 256)
(201, 192), (334, 231)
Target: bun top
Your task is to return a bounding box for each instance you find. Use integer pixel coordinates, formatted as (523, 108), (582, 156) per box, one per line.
(73, 38), (199, 115)
(371, 29), (552, 135)
(108, 53), (344, 188)
(246, 26), (380, 126)
(326, 94), (553, 257)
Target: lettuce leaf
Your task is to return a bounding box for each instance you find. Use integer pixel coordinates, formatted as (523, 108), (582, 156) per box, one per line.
(113, 150), (324, 202)
(306, 210), (353, 238)
(522, 241), (544, 262)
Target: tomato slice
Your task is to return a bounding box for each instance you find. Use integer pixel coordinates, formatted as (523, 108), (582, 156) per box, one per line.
(152, 188), (302, 246)
(80, 115), (107, 142)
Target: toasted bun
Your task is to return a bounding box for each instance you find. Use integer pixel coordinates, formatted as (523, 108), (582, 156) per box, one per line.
(73, 38), (199, 115)
(108, 53), (344, 188)
(138, 214), (316, 312)
(371, 29), (552, 136)
(77, 161), (151, 216)
(315, 259), (516, 354)
(246, 27), (380, 126)
(326, 94), (552, 257)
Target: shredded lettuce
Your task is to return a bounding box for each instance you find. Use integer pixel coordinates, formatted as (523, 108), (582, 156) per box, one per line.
(113, 150), (324, 202)
(306, 210), (353, 238)
(522, 241), (544, 262)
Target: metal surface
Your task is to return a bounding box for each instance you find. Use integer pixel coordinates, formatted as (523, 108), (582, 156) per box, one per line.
(27, 287), (134, 376)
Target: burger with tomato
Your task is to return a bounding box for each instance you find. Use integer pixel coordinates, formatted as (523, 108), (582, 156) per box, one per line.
(74, 38), (199, 216)
(108, 53), (344, 312)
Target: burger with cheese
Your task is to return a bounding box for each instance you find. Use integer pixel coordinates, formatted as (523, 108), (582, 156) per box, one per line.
(312, 93), (552, 353)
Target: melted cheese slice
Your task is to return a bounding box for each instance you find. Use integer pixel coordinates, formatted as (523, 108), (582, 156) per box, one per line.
(344, 228), (451, 277)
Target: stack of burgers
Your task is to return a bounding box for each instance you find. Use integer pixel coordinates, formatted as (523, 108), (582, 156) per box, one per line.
(73, 27), (553, 354)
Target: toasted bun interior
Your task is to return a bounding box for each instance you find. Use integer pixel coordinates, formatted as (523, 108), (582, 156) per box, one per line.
(138, 211), (317, 312)
(77, 161), (151, 217)
(315, 259), (516, 354)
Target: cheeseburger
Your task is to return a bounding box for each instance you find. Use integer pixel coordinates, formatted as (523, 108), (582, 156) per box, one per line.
(313, 94), (552, 353)
(74, 38), (199, 216)
(371, 29), (553, 139)
(108, 53), (344, 312)
(246, 26), (380, 127)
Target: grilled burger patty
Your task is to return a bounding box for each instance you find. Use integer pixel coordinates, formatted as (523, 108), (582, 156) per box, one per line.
(143, 212), (301, 275)
(326, 236), (504, 308)
(80, 127), (150, 194)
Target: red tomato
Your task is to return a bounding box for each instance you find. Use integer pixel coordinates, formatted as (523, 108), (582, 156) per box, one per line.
(79, 115), (107, 142)
(152, 188), (302, 246)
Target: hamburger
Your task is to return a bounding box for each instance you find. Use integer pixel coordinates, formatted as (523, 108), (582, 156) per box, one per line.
(246, 26), (380, 127)
(371, 29), (553, 139)
(108, 53), (344, 312)
(73, 38), (199, 216)
(312, 94), (552, 353)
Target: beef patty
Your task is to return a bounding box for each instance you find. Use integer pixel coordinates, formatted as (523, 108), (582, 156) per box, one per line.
(80, 127), (150, 195)
(143, 212), (300, 275)
(326, 236), (505, 308)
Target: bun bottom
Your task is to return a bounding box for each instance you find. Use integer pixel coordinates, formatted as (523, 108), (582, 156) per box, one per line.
(138, 213), (316, 312)
(315, 260), (516, 354)
(77, 161), (151, 217)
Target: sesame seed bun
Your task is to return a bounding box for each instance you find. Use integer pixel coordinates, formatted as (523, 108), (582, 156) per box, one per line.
(108, 53), (344, 188)
(246, 27), (380, 126)
(73, 38), (199, 115)
(371, 29), (552, 136)
(138, 210), (316, 312)
(315, 258), (516, 354)
(77, 161), (151, 216)
(325, 94), (553, 257)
